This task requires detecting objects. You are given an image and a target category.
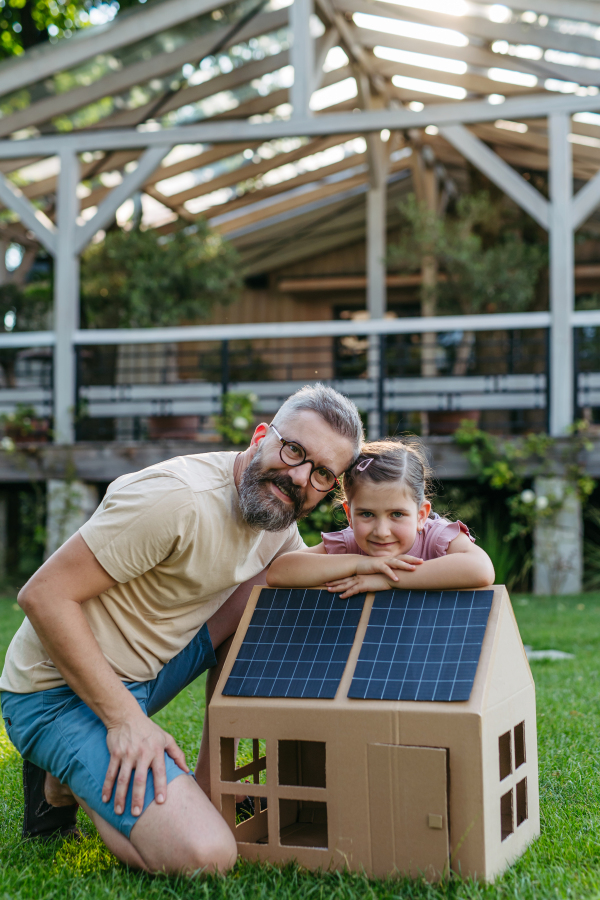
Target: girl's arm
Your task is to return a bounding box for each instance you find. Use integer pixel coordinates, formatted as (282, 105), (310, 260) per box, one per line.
(326, 533), (495, 598)
(266, 544), (422, 587)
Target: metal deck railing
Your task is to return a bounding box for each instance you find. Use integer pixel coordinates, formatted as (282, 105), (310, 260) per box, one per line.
(0, 316), (597, 439)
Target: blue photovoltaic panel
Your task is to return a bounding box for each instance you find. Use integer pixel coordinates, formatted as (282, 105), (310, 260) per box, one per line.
(349, 589), (494, 702)
(223, 587), (365, 699)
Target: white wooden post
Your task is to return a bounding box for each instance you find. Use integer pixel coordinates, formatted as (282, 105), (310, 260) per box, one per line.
(548, 113), (575, 437)
(367, 182), (386, 439)
(54, 149), (80, 444)
(290, 0), (314, 119)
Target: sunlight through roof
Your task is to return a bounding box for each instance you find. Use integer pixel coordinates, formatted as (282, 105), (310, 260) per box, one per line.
(353, 12), (469, 47)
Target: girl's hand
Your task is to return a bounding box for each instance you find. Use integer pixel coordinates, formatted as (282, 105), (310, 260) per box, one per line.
(326, 573), (391, 599)
(355, 555), (423, 581)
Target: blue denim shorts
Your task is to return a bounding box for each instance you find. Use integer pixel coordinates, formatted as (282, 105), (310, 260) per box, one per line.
(1, 623), (216, 838)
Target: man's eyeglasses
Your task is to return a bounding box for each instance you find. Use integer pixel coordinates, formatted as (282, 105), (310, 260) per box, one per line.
(270, 425), (340, 492)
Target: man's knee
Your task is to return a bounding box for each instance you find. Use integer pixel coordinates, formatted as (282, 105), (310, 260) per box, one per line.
(129, 774), (238, 875)
(180, 823), (237, 875)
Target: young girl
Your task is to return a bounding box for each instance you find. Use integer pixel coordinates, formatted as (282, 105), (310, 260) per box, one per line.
(267, 438), (495, 598)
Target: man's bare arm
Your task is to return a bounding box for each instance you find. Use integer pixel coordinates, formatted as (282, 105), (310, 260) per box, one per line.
(18, 533), (188, 819)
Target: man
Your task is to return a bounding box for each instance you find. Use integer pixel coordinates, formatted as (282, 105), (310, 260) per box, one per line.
(0, 384), (362, 875)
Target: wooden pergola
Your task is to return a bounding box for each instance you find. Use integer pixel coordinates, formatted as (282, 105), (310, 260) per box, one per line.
(0, 0), (598, 440)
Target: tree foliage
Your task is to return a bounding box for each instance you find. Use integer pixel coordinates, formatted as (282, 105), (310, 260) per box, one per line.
(0, 0), (142, 59)
(80, 222), (242, 329)
(388, 192), (546, 316)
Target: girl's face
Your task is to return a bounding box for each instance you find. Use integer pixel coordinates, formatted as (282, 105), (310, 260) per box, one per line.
(346, 481), (431, 556)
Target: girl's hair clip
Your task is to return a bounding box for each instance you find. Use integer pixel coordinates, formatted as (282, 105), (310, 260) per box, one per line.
(355, 457), (374, 472)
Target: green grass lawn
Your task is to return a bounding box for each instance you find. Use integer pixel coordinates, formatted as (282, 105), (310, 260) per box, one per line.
(2, 592), (600, 899)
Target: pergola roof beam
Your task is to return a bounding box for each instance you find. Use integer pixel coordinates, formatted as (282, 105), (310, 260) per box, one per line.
(193, 149), (368, 221)
(153, 133), (355, 208)
(75, 144), (171, 253)
(0, 7), (289, 139)
(508, 0), (600, 26)
(85, 50), (291, 132)
(79, 141), (264, 212)
(214, 151), (411, 235)
(314, 26), (340, 91)
(336, 0), (600, 57)
(0, 0), (233, 98)
(1, 86), (598, 156)
(316, 0), (389, 99)
(475, 122), (600, 166)
(0, 173), (57, 254)
(188, 137), (362, 217)
(373, 59), (536, 98)
(573, 168), (600, 230)
(216, 171), (366, 234)
(357, 27), (600, 89)
(439, 123), (550, 229)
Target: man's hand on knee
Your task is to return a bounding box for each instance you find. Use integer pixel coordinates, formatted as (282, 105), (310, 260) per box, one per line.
(103, 710), (188, 818)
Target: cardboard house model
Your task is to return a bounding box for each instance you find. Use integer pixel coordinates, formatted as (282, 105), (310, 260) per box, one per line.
(209, 584), (539, 881)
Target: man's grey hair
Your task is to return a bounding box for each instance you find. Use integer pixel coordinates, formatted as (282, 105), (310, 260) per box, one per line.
(272, 383), (364, 456)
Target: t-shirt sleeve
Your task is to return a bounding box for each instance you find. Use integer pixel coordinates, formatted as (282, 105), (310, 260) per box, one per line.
(79, 474), (197, 583)
(430, 519), (475, 558)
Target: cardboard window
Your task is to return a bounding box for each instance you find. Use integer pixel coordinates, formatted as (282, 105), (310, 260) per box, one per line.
(220, 737), (267, 785)
(279, 799), (328, 848)
(498, 730), (512, 781)
(501, 789), (513, 841)
(234, 796), (269, 845)
(279, 740), (326, 788)
(516, 777), (528, 827)
(514, 721), (526, 769)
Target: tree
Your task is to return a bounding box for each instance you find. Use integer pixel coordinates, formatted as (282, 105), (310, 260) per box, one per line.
(388, 192), (546, 375)
(80, 221), (242, 329)
(0, 0), (143, 59)
(0, 279), (52, 385)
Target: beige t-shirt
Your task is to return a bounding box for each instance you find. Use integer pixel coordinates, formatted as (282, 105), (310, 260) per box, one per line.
(0, 451), (304, 694)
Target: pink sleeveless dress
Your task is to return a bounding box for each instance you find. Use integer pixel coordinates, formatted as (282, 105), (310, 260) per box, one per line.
(321, 513), (474, 559)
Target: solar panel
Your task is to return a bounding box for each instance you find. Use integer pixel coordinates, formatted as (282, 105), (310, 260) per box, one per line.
(223, 587), (365, 699)
(348, 589), (494, 702)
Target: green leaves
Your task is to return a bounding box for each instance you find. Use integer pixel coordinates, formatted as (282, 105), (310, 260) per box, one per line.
(388, 191), (545, 316)
(215, 392), (256, 446)
(453, 420), (596, 546)
(80, 223), (242, 329)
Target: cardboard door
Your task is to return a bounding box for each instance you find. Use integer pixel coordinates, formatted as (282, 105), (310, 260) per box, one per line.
(367, 744), (449, 880)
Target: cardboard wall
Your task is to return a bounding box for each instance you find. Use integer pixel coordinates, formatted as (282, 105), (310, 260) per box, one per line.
(209, 585), (539, 881)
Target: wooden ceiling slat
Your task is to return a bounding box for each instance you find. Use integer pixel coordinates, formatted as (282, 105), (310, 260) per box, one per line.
(374, 58), (536, 97)
(335, 0), (600, 58)
(358, 27), (600, 89)
(193, 143), (363, 217)
(154, 134), (355, 207)
(214, 152), (411, 234)
(83, 51), (292, 132)
(215, 172), (366, 234)
(0, 7), (289, 139)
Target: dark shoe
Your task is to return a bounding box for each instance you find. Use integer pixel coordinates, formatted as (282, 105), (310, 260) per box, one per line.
(22, 760), (80, 841)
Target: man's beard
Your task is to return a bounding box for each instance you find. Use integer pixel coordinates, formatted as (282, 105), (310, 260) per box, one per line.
(238, 450), (314, 531)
